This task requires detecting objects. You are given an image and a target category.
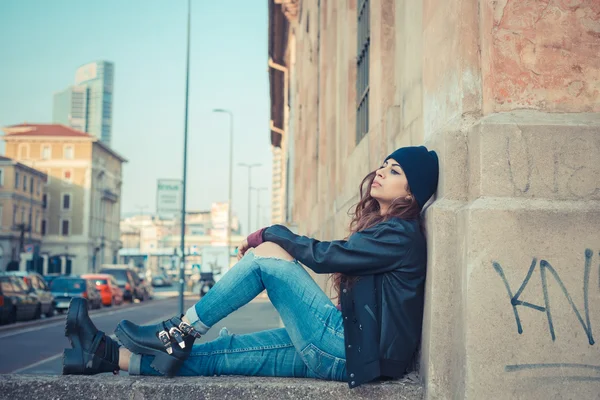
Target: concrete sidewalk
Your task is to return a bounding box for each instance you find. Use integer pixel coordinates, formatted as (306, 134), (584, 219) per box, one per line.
(0, 374), (423, 399)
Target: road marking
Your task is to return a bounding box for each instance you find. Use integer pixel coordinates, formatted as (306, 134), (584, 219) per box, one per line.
(10, 314), (170, 374)
(5, 297), (274, 374)
(0, 293), (183, 334)
(10, 353), (63, 374)
(0, 298), (179, 340)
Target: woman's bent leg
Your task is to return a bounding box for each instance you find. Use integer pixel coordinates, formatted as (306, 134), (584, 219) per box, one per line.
(184, 250), (347, 379)
(129, 328), (346, 381)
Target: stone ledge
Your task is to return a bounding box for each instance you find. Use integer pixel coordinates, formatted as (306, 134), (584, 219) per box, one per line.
(0, 374), (424, 400)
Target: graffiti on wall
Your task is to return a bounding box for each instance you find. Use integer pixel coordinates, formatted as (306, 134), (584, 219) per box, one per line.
(492, 249), (599, 381)
(505, 133), (600, 199)
(492, 249), (595, 345)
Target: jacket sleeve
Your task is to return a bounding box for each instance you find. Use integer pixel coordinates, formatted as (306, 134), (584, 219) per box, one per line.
(262, 220), (413, 275)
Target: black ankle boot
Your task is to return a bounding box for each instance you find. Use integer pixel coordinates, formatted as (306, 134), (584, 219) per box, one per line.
(63, 298), (120, 375)
(114, 315), (201, 376)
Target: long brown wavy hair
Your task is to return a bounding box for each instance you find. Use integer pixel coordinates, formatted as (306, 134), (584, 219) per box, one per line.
(330, 169), (421, 302)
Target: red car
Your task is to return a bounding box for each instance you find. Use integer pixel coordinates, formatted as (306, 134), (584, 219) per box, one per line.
(81, 274), (124, 307)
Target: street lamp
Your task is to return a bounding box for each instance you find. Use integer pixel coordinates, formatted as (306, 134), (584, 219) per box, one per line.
(178, 0), (192, 316)
(213, 109), (234, 259)
(239, 163), (261, 234)
(252, 187), (268, 232)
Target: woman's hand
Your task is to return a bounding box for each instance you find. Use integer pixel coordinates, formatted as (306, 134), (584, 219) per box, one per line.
(237, 227), (267, 260)
(237, 239), (253, 260)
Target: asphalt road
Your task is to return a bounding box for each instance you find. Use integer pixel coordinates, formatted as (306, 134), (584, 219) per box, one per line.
(0, 291), (281, 375)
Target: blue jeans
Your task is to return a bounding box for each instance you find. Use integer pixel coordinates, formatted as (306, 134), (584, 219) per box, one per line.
(129, 251), (347, 381)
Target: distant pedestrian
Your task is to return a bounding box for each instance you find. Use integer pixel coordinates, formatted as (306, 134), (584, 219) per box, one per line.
(62, 146), (438, 389)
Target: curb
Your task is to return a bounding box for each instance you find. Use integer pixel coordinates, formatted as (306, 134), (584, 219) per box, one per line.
(0, 374), (424, 400)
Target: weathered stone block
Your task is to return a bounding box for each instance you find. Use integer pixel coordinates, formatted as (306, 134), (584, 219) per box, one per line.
(469, 112), (600, 201)
(481, 0), (600, 112)
(464, 198), (600, 400)
(421, 200), (468, 400)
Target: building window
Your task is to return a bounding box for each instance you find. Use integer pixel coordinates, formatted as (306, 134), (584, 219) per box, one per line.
(41, 219), (47, 236)
(36, 178), (41, 195)
(42, 169), (51, 185)
(30, 177), (34, 194)
(61, 219), (70, 236)
(23, 174), (27, 191)
(41, 145), (51, 160)
(0, 168), (3, 187)
(64, 145), (74, 160)
(63, 169), (73, 184)
(35, 212), (39, 233)
(20, 207), (25, 224)
(12, 205), (17, 226)
(42, 193), (48, 209)
(62, 193), (71, 210)
(14, 171), (19, 189)
(0, 204), (3, 226)
(356, 0), (370, 143)
(18, 143), (29, 159)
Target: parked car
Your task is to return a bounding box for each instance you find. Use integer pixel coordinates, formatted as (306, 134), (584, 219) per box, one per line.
(81, 274), (124, 307)
(43, 273), (63, 286)
(6, 271), (55, 318)
(50, 277), (102, 313)
(151, 273), (172, 287)
(198, 272), (215, 298)
(0, 274), (41, 324)
(99, 267), (148, 302)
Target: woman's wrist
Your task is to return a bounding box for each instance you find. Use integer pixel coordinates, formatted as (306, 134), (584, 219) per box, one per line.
(247, 227), (267, 249)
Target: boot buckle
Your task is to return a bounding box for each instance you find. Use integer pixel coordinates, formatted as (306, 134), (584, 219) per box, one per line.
(169, 327), (186, 349)
(179, 321), (202, 339)
(158, 330), (173, 354)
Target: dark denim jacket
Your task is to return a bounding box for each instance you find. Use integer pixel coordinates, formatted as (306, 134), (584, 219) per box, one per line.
(263, 218), (427, 388)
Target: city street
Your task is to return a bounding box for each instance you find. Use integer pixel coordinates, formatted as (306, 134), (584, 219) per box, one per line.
(0, 291), (280, 375)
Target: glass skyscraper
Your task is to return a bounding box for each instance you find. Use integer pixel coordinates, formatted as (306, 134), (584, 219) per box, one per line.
(53, 61), (114, 145)
(52, 85), (88, 133)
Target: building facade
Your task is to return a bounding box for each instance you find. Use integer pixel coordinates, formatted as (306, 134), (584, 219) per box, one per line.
(270, 146), (285, 224)
(268, 0), (600, 399)
(3, 124), (126, 275)
(119, 209), (242, 272)
(53, 61), (115, 145)
(52, 85), (89, 133)
(0, 156), (47, 271)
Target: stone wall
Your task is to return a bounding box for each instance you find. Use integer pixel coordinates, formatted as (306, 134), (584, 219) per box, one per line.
(481, 0), (600, 113)
(423, 112), (600, 399)
(280, 0), (600, 398)
(421, 2), (600, 399)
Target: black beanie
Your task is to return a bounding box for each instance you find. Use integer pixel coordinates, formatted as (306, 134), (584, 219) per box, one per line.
(385, 146), (439, 209)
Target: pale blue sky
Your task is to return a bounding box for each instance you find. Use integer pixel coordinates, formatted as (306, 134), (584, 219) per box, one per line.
(0, 0), (273, 234)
